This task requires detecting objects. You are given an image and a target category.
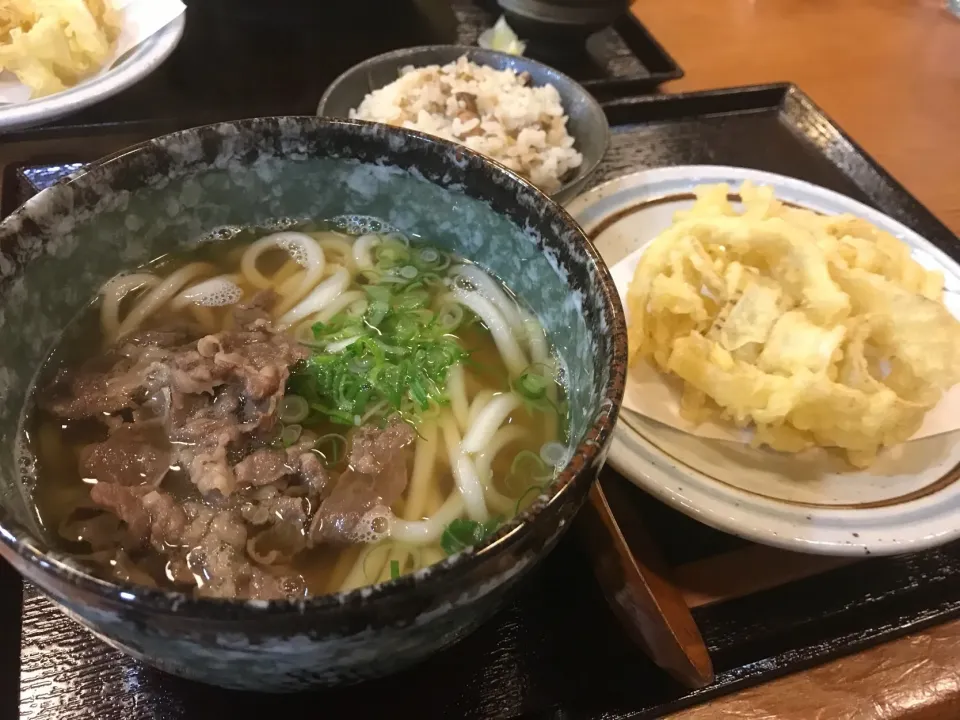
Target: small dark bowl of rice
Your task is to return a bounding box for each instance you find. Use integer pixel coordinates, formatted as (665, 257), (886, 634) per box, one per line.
(0, 117), (626, 691)
(317, 45), (610, 204)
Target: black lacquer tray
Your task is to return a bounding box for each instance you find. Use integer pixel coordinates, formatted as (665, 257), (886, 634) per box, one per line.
(3, 84), (960, 720)
(26, 0), (680, 133)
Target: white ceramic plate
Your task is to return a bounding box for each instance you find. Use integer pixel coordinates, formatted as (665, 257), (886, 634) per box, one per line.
(567, 165), (960, 556)
(0, 14), (185, 134)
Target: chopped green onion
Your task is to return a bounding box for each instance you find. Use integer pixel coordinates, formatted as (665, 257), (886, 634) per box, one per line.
(364, 285), (391, 303)
(286, 243), (469, 427)
(391, 315), (420, 342)
(410, 309), (434, 324)
(311, 312), (367, 344)
(373, 339), (409, 355)
(279, 395), (309, 424)
(413, 247), (451, 271)
(376, 244), (409, 268)
(515, 485), (544, 515)
(383, 232), (411, 248)
(281, 424), (302, 447)
(365, 300), (389, 327)
(393, 289), (429, 311)
(436, 303), (464, 333)
(510, 449), (549, 477)
(311, 321), (329, 340)
(505, 450), (552, 495)
(511, 363), (565, 416)
(376, 274), (411, 285)
(314, 433), (347, 467)
(326, 335), (362, 353)
(398, 265), (418, 280)
(345, 299), (368, 317)
(390, 559), (400, 579)
(513, 367), (549, 401)
(439, 516), (504, 556)
(347, 356), (374, 374)
(374, 237), (410, 266)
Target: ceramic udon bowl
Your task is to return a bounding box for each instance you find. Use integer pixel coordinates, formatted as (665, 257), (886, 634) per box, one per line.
(0, 117), (627, 691)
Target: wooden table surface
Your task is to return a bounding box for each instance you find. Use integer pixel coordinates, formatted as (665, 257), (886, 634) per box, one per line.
(627, 1), (960, 717)
(632, 0), (960, 235)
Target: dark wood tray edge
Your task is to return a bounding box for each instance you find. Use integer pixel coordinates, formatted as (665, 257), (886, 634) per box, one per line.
(580, 13), (684, 98)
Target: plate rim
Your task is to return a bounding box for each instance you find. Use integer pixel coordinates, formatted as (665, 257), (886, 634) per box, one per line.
(0, 14), (186, 134)
(572, 164), (960, 556)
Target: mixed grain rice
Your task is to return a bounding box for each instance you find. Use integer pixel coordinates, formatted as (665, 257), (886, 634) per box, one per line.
(349, 56), (583, 194)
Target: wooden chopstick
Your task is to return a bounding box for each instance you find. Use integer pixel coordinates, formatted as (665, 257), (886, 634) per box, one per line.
(576, 472), (714, 688)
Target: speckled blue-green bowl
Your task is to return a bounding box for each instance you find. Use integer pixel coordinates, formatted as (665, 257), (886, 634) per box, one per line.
(0, 117), (626, 692)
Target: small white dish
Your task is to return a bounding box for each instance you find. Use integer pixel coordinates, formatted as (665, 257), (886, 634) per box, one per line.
(0, 13), (185, 134)
(568, 165), (960, 557)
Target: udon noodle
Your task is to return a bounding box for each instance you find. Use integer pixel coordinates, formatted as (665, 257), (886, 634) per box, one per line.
(26, 221), (567, 600)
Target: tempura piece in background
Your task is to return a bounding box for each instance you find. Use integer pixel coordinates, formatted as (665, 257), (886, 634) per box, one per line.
(0, 0), (121, 98)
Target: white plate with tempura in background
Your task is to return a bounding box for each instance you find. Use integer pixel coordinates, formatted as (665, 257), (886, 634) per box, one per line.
(0, 0), (185, 133)
(567, 165), (960, 557)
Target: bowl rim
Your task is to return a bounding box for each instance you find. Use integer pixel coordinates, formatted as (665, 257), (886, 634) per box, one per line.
(0, 115), (626, 619)
(315, 44), (611, 201)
